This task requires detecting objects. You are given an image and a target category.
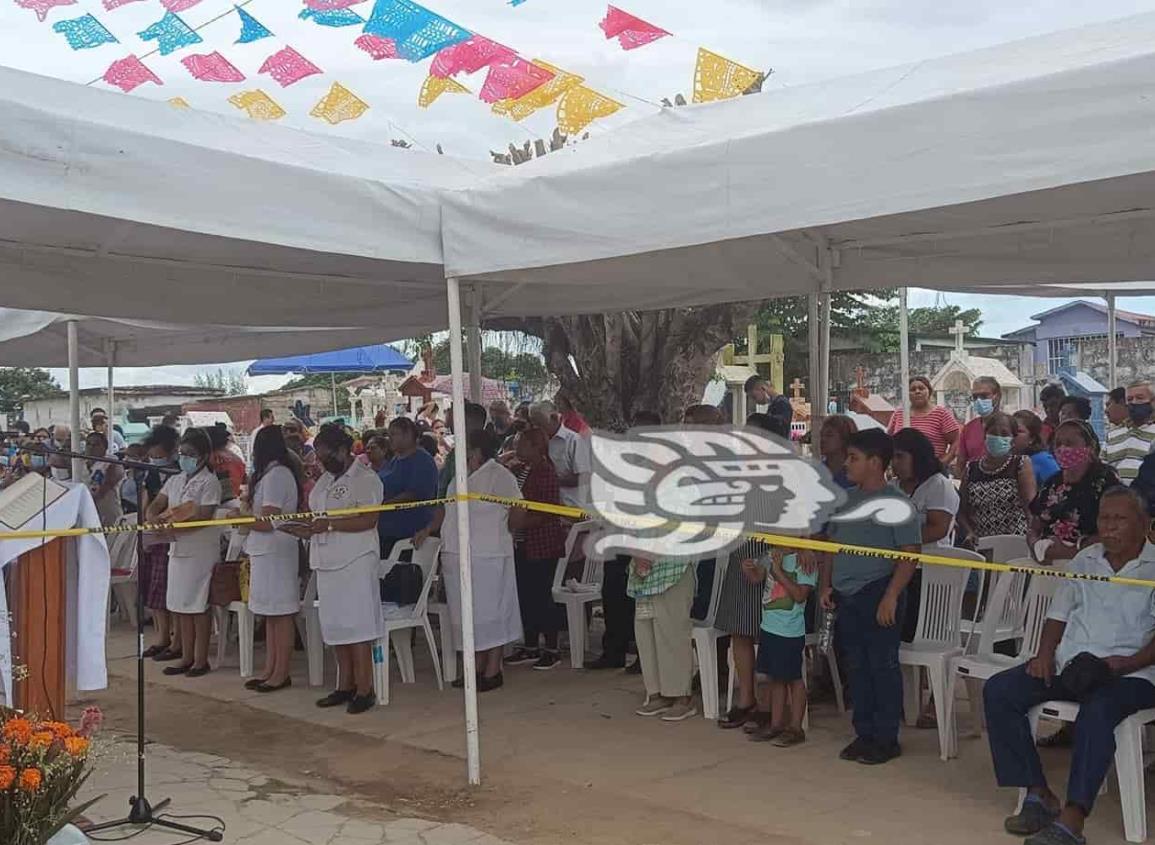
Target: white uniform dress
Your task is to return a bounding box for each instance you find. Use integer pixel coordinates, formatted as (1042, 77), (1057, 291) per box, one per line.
(163, 467), (223, 614)
(244, 462), (301, 617)
(309, 461), (385, 646)
(443, 459), (523, 651)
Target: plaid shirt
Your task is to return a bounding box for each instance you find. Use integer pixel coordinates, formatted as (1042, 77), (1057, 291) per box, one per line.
(627, 558), (692, 599)
(517, 459), (569, 560)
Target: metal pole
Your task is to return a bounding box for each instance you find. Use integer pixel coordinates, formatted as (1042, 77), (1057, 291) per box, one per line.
(807, 294), (821, 444)
(1107, 294), (1118, 388)
(817, 246), (834, 428)
(67, 320), (82, 480)
(330, 372), (339, 420)
(899, 288), (911, 431)
(106, 340), (115, 425)
(446, 277), (482, 786)
(466, 285), (483, 404)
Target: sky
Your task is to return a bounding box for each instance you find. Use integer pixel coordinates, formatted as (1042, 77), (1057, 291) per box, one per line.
(8, 0), (1155, 390)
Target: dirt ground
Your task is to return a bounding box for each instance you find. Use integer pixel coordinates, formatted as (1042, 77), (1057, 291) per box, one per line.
(81, 626), (1146, 845)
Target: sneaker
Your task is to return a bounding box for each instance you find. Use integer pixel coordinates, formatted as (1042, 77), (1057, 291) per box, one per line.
(532, 651), (560, 671)
(585, 655), (626, 670)
(636, 696), (674, 717)
(857, 740), (901, 765)
(718, 705), (754, 730)
(839, 737), (872, 761)
(660, 701), (699, 722)
(1024, 822), (1087, 845)
(346, 692), (376, 714)
(504, 648), (539, 666)
(1004, 794), (1060, 836)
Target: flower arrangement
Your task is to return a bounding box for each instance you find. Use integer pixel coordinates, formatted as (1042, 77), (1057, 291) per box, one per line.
(0, 706), (102, 845)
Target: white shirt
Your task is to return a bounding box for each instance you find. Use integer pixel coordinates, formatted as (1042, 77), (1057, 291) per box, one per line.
(244, 462), (300, 557)
(548, 424), (591, 510)
(161, 466), (222, 560)
(308, 460), (383, 570)
(893, 474), (959, 550)
(443, 459), (522, 558)
(1049, 541), (1155, 686)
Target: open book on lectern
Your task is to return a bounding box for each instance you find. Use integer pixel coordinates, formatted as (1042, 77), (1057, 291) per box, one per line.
(0, 472), (69, 531)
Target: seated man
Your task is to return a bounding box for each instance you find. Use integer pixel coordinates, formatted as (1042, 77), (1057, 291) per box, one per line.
(984, 486), (1155, 845)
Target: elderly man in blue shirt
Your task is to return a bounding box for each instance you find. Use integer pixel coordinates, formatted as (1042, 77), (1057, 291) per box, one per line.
(984, 486), (1155, 845)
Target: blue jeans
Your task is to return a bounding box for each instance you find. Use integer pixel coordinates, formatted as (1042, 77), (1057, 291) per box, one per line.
(836, 575), (906, 745)
(984, 663), (1155, 813)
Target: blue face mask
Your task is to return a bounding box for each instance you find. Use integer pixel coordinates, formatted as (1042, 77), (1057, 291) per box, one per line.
(973, 398), (995, 416)
(30, 455), (47, 469)
(985, 434), (1013, 457)
(178, 456), (200, 475)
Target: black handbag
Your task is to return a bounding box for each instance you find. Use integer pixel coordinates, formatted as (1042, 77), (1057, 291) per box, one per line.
(1059, 652), (1113, 699)
(380, 562), (423, 605)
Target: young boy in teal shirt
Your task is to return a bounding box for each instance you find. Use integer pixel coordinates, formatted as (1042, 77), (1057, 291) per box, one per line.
(742, 550), (818, 746)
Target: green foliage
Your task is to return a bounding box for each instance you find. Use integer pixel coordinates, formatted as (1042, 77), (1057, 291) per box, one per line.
(430, 339), (549, 397)
(193, 367), (248, 395)
(0, 367), (62, 413)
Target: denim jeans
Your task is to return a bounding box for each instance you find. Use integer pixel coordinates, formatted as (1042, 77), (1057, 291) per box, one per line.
(984, 662), (1155, 813)
(836, 575), (906, 745)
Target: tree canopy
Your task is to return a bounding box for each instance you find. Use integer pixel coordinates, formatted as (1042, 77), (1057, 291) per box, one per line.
(0, 367), (62, 414)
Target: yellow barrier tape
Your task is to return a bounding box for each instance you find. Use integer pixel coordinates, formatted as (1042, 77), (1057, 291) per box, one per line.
(2, 493), (1149, 589)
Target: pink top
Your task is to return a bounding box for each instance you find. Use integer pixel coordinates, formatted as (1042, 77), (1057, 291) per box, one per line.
(957, 417), (988, 467)
(886, 405), (960, 460)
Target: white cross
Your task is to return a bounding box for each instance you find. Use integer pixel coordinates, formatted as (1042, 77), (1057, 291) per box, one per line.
(948, 319), (967, 354)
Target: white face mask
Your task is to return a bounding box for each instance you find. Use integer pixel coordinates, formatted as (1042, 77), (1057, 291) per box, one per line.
(51, 466), (71, 480)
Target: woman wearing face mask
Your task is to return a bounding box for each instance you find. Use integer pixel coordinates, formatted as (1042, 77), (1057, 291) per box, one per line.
(140, 425), (182, 661)
(1012, 410), (1060, 485)
(956, 377), (1001, 475)
(296, 424), (384, 715)
(242, 425), (303, 693)
(83, 431), (124, 527)
(21, 428), (52, 478)
(958, 411), (1036, 546)
(886, 376), (961, 467)
(148, 428), (222, 677)
(1028, 420), (1120, 564)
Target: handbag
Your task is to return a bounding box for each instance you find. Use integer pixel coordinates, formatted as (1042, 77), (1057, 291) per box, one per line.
(209, 560), (243, 606)
(380, 562), (423, 605)
(1059, 652), (1113, 699)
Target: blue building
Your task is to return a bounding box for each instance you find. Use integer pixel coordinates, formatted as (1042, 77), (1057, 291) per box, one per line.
(1003, 300), (1155, 377)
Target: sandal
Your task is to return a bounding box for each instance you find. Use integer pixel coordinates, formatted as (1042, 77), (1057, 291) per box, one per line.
(718, 705), (754, 730)
(773, 728), (806, 748)
(749, 723), (786, 743)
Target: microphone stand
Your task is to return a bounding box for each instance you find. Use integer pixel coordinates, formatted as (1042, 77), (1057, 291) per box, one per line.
(23, 445), (223, 842)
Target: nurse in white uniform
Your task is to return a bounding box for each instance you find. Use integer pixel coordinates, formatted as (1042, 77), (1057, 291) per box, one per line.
(297, 424), (384, 715)
(243, 425), (303, 693)
(419, 430), (527, 692)
(148, 428), (222, 678)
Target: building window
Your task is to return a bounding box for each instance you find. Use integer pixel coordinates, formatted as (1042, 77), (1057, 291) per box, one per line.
(1047, 337), (1073, 373)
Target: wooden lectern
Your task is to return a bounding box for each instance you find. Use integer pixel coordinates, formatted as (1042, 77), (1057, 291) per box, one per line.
(9, 538), (67, 719)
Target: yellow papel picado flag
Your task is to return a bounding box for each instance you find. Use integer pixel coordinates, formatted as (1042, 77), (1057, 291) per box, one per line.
(692, 47), (762, 103)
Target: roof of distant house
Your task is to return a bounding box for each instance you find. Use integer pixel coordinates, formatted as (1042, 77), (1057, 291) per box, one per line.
(1027, 299), (1155, 325)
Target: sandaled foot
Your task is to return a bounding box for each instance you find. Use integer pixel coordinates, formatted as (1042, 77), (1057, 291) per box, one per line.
(718, 705), (754, 729)
(1004, 795), (1059, 836)
(773, 728), (806, 748)
(749, 724), (786, 743)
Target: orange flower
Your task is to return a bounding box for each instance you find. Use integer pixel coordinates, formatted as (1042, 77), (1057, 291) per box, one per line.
(28, 731), (55, 750)
(2, 719), (32, 744)
(0, 765), (14, 790)
(63, 737), (89, 758)
(0, 744), (9, 765)
(39, 721), (74, 739)
(18, 768), (42, 792)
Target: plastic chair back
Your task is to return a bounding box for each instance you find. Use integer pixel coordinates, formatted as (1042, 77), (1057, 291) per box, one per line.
(1018, 569), (1061, 660)
(699, 552), (729, 629)
(911, 550), (977, 647)
(553, 520), (596, 591)
(975, 534), (1030, 566)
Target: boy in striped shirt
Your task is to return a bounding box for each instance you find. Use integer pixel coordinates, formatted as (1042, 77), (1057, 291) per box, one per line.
(1103, 381), (1155, 485)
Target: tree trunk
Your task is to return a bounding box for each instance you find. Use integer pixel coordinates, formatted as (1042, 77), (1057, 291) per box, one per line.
(501, 302), (759, 431)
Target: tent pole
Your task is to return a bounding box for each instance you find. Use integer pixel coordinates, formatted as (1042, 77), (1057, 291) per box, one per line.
(807, 294), (821, 438)
(446, 277), (482, 786)
(899, 288), (911, 431)
(67, 320), (82, 480)
(1106, 294), (1118, 388)
(466, 285), (482, 404)
(817, 245), (834, 427)
(330, 372), (339, 420)
(105, 339), (115, 425)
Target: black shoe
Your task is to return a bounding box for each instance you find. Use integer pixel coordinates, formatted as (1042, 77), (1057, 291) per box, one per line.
(478, 673), (504, 692)
(154, 649), (183, 663)
(142, 644), (166, 659)
(857, 741), (901, 765)
(504, 648), (539, 666)
(718, 705), (754, 730)
(586, 655), (626, 670)
(316, 689), (355, 708)
(255, 678), (292, 693)
(625, 659), (642, 675)
(185, 664), (211, 678)
(162, 664), (191, 676)
(346, 692), (376, 714)
(532, 651), (560, 671)
(244, 677), (268, 691)
(839, 737), (872, 761)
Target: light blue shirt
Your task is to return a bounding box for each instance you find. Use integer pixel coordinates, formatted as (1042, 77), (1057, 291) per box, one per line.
(760, 553), (817, 638)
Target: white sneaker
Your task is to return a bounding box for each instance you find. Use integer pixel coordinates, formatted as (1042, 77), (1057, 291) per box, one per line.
(661, 701), (699, 722)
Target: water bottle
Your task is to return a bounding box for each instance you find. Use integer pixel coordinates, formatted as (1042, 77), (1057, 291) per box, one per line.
(818, 606), (837, 654)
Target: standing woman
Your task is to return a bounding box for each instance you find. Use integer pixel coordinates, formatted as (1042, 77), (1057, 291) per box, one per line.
(243, 425), (303, 693)
(958, 411), (1036, 544)
(141, 425), (182, 660)
(886, 376), (960, 468)
(149, 428), (222, 678)
(418, 430), (527, 691)
(956, 377), (1001, 473)
(305, 424), (384, 714)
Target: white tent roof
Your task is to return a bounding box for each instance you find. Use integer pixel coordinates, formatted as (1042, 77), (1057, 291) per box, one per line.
(443, 12), (1155, 314)
(0, 66), (492, 330)
(0, 308), (392, 367)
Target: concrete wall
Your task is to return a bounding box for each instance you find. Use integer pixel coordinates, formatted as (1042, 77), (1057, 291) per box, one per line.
(1072, 336), (1155, 388)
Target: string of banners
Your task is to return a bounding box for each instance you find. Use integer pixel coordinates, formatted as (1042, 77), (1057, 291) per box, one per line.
(15, 0), (763, 128)
(1, 492), (1151, 590)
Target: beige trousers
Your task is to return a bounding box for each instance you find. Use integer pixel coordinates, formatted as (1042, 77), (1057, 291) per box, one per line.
(634, 566), (695, 699)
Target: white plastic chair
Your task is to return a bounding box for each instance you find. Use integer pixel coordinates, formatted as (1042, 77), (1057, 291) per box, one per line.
(427, 599), (456, 684)
(961, 535), (1031, 652)
(214, 601), (254, 677)
(1018, 703), (1155, 843)
(372, 537), (444, 705)
(691, 553), (728, 720)
(107, 517), (140, 629)
(552, 521), (603, 669)
(298, 571), (325, 687)
(946, 565), (1059, 758)
(899, 548), (979, 761)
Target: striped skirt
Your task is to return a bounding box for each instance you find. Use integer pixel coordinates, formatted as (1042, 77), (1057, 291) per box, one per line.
(713, 541), (765, 638)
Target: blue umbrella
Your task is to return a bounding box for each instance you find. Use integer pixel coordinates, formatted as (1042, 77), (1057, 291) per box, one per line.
(247, 344), (412, 418)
